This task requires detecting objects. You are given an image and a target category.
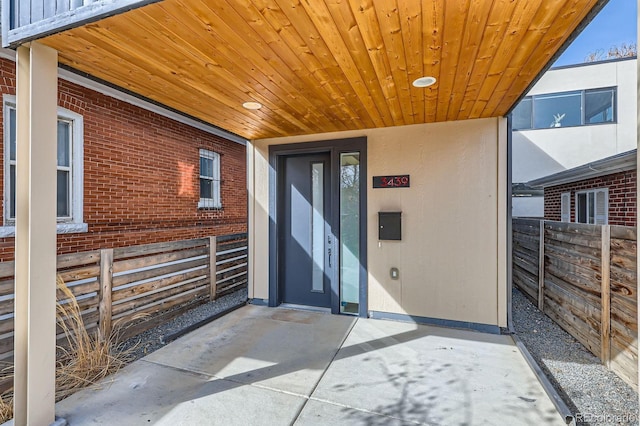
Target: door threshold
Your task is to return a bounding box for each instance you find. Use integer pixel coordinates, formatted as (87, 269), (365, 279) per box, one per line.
(279, 303), (331, 314)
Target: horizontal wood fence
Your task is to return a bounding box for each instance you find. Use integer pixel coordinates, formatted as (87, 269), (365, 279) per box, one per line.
(0, 233), (248, 362)
(513, 219), (637, 389)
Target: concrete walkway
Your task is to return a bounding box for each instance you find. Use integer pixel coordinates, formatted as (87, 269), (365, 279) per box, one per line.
(56, 305), (565, 425)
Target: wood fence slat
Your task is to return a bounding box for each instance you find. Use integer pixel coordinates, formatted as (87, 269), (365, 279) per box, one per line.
(216, 280), (248, 297)
(0, 318), (13, 335)
(610, 264), (636, 285)
(609, 252), (636, 270)
(544, 239), (601, 261)
(112, 246), (208, 273)
(0, 279), (13, 297)
(544, 276), (602, 326)
(56, 280), (99, 300)
(216, 262), (248, 276)
(545, 229), (601, 249)
(512, 253), (539, 276)
(610, 237), (637, 253)
(112, 257), (208, 288)
(113, 238), (208, 260)
(0, 262), (14, 279)
(58, 265), (100, 283)
(544, 290), (601, 356)
(610, 319), (637, 342)
(544, 265), (602, 300)
(0, 299), (13, 316)
(56, 250), (100, 269)
(610, 225), (637, 240)
(513, 218), (542, 228)
(58, 295), (100, 314)
(513, 232), (540, 246)
(544, 220), (602, 236)
(611, 294), (638, 329)
(216, 249), (248, 262)
(512, 267), (538, 301)
(545, 243), (601, 270)
(610, 342), (638, 388)
(111, 277), (209, 317)
(111, 268), (209, 303)
(113, 284), (208, 324)
(216, 240), (248, 252)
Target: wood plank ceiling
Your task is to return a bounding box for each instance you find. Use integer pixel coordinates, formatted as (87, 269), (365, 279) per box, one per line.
(41, 0), (600, 140)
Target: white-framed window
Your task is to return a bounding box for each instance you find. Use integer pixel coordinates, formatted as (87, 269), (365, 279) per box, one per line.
(199, 149), (221, 208)
(560, 192), (571, 222)
(575, 188), (608, 225)
(1, 95), (87, 237)
(512, 87), (616, 130)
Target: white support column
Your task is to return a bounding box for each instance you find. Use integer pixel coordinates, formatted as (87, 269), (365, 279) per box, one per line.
(636, 1), (639, 391)
(13, 42), (58, 426)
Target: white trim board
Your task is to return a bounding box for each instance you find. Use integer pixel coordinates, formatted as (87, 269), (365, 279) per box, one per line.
(0, 48), (248, 146)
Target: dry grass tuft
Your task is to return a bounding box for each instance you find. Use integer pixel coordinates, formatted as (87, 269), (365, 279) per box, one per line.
(0, 391), (11, 422)
(55, 275), (133, 400)
(0, 275), (136, 422)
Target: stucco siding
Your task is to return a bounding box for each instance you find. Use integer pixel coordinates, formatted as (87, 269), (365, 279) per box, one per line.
(248, 117), (507, 327)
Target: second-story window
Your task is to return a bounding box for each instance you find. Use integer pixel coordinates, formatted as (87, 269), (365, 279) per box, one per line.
(512, 87), (616, 130)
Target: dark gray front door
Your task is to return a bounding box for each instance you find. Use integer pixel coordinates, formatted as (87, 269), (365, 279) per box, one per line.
(280, 153), (332, 308)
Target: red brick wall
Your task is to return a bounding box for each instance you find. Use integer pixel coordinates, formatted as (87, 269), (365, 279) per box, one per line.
(544, 170), (636, 226)
(0, 58), (247, 261)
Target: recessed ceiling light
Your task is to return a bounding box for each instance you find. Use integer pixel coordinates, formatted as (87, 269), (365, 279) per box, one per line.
(242, 101), (262, 110)
(412, 76), (437, 88)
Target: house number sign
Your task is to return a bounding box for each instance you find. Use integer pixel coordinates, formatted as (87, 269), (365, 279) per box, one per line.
(372, 175), (410, 188)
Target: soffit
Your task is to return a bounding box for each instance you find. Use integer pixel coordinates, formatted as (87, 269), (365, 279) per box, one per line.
(41, 0), (601, 139)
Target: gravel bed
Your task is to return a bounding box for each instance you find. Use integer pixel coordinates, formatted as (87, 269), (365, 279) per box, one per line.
(512, 288), (638, 425)
(117, 288), (248, 361)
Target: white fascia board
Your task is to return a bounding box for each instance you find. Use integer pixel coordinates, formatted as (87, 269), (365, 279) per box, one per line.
(3, 0), (159, 48)
(528, 149), (637, 188)
(0, 48), (248, 146)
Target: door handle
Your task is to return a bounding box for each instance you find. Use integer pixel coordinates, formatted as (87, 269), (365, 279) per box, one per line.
(327, 235), (332, 268)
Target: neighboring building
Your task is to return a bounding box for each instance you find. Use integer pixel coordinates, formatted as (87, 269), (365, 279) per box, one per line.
(528, 149), (636, 226)
(511, 57), (637, 217)
(0, 53), (248, 261)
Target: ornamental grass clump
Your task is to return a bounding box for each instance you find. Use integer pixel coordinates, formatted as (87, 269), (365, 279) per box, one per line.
(0, 275), (136, 422)
(55, 274), (133, 400)
(0, 390), (11, 423)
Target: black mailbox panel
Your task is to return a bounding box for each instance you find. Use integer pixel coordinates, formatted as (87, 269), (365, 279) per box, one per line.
(379, 212), (401, 240)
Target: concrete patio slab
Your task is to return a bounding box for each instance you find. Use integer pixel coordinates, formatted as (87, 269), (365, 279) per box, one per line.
(47, 305), (566, 425)
(55, 359), (307, 425)
(294, 399), (417, 425)
(144, 304), (356, 396)
(309, 318), (565, 425)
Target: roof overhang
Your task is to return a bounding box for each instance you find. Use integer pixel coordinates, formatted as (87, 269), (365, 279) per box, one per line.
(4, 0), (608, 140)
(528, 149), (638, 188)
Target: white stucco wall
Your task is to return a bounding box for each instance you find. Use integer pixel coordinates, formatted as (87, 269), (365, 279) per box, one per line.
(248, 118), (507, 328)
(512, 58), (637, 184)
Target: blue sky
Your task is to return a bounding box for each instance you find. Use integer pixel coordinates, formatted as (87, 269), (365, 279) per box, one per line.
(554, 0), (637, 66)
